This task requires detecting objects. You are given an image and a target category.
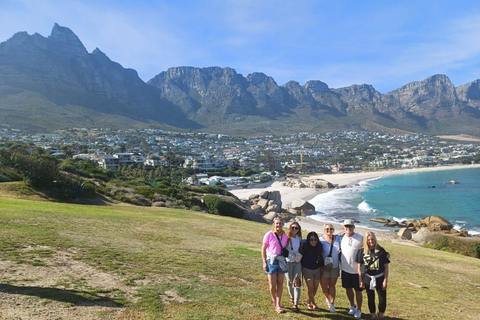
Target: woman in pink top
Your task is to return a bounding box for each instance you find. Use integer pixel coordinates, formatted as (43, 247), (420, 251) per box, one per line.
(262, 217), (288, 313)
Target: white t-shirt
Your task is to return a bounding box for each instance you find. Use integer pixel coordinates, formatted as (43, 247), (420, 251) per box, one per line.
(286, 236), (301, 263)
(340, 232), (364, 274)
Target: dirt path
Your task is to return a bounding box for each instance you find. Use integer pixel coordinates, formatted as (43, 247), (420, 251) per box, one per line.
(0, 246), (143, 320)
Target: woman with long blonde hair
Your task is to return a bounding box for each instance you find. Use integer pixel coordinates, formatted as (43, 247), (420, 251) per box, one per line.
(357, 232), (390, 320)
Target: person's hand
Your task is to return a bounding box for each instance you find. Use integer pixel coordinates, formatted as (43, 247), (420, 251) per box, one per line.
(359, 280), (364, 288)
(382, 279), (388, 290)
(263, 262), (268, 272)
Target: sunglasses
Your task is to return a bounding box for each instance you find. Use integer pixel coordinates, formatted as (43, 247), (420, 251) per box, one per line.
(309, 238), (318, 242)
(325, 228), (334, 231)
(291, 226), (299, 230)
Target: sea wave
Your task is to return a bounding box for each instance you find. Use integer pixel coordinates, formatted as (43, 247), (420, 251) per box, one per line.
(358, 200), (376, 213)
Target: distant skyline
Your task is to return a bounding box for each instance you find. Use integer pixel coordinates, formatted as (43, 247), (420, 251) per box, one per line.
(1, 0), (480, 93)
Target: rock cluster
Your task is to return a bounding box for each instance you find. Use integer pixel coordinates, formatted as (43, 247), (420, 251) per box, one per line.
(242, 190), (316, 223)
(370, 215), (470, 240)
(283, 178), (337, 189)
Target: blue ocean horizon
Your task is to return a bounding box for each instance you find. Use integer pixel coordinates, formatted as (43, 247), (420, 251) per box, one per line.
(309, 167), (480, 235)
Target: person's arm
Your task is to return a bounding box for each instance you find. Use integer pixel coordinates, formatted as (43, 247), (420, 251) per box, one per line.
(382, 263), (389, 290)
(262, 243), (268, 272)
(357, 252), (364, 288)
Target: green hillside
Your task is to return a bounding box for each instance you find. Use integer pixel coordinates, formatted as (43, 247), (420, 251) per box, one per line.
(0, 188), (479, 319)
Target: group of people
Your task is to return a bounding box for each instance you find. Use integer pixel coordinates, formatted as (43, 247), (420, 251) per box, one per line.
(261, 217), (390, 320)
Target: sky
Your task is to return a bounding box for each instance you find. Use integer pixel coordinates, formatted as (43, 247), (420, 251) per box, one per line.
(1, 0), (480, 93)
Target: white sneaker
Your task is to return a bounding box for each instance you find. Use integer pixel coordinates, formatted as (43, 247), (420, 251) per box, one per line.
(348, 306), (356, 315)
(354, 309), (362, 318)
(325, 297), (331, 308)
(329, 304), (336, 312)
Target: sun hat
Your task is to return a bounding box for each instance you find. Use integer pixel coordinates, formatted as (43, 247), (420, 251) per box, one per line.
(343, 219), (355, 226)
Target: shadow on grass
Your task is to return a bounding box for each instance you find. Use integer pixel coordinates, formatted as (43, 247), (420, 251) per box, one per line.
(286, 306), (407, 319)
(0, 284), (123, 307)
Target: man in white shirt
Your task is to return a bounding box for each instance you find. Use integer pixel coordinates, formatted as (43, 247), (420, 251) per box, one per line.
(340, 219), (364, 318)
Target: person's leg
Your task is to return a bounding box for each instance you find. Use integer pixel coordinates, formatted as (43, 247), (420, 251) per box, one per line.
(276, 272), (285, 308)
(285, 263), (294, 303)
(311, 278), (320, 308)
(377, 286), (387, 318)
(346, 287), (355, 306)
(328, 277), (338, 305)
(355, 289), (363, 313)
(320, 275), (330, 303)
(268, 273), (278, 305)
(305, 279), (315, 307)
(292, 262), (302, 307)
(366, 287), (376, 317)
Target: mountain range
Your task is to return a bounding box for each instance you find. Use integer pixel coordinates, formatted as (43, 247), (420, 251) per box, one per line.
(1, 24), (480, 135)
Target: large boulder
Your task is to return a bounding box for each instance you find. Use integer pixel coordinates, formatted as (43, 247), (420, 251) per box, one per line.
(412, 227), (436, 244)
(397, 228), (412, 240)
(371, 218), (391, 224)
(290, 199), (316, 216)
(419, 215), (453, 231)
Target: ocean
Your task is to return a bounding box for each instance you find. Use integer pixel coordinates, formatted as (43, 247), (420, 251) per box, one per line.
(308, 167), (480, 236)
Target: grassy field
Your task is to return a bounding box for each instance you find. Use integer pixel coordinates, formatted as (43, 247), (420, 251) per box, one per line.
(0, 185), (479, 319)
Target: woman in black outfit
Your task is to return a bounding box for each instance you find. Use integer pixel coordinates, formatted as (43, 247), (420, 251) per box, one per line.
(357, 231), (390, 320)
(301, 231), (323, 311)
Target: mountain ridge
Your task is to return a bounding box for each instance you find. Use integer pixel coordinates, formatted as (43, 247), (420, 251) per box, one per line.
(1, 24), (480, 135)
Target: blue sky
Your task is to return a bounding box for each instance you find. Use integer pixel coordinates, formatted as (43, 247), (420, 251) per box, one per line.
(1, 0), (480, 93)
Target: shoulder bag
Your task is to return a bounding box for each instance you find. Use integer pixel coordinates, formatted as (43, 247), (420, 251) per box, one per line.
(324, 235), (335, 271)
(275, 233), (289, 258)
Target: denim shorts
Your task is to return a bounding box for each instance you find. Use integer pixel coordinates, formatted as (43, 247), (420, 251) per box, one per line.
(265, 259), (288, 274)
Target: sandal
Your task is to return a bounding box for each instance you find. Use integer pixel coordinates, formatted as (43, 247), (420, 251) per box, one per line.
(276, 305), (284, 313)
(292, 305), (299, 312)
(305, 303), (314, 310)
(289, 296), (294, 304)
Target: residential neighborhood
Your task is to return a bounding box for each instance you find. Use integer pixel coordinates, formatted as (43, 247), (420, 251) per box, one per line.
(1, 128), (479, 185)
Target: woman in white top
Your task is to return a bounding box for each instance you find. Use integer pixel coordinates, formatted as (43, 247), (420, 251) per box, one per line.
(285, 221), (303, 312)
(319, 223), (341, 312)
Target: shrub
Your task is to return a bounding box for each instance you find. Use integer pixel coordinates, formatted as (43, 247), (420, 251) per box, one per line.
(202, 195), (244, 218)
(424, 235), (480, 259)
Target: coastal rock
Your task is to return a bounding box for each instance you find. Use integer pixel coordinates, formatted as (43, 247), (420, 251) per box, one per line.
(420, 215), (453, 231)
(266, 204), (281, 213)
(250, 204), (264, 215)
(397, 228), (412, 240)
(412, 227), (436, 244)
(371, 218), (391, 224)
(290, 199), (316, 216)
(256, 199), (269, 210)
(263, 211), (279, 223)
(385, 221), (399, 227)
(449, 180), (460, 184)
(259, 191), (269, 199)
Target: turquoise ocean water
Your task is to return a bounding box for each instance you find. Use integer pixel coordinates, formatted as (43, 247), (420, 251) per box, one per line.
(309, 167), (480, 235)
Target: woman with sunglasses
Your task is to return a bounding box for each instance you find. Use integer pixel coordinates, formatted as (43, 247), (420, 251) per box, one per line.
(285, 222), (303, 312)
(262, 217), (288, 313)
(319, 223), (341, 313)
(301, 231), (323, 311)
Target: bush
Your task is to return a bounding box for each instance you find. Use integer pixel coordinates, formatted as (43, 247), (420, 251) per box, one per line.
(424, 235), (480, 259)
(203, 195), (244, 218)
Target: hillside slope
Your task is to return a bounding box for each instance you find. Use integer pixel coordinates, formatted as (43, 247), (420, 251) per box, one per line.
(0, 192), (479, 319)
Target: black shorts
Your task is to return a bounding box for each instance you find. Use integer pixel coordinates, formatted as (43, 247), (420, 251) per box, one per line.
(341, 271), (363, 291)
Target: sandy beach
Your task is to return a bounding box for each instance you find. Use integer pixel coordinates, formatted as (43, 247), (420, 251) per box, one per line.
(229, 164), (480, 243)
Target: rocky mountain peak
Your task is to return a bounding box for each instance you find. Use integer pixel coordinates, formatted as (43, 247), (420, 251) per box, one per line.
(48, 23), (87, 58)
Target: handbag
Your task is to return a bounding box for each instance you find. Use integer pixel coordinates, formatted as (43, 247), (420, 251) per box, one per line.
(275, 233), (289, 257)
(290, 240), (303, 262)
(323, 235), (335, 271)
